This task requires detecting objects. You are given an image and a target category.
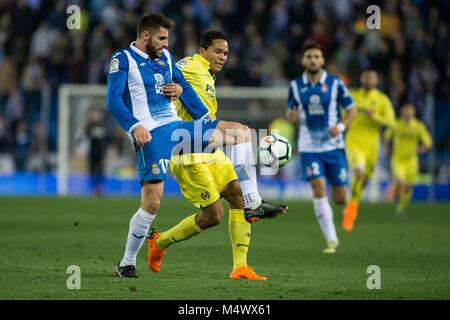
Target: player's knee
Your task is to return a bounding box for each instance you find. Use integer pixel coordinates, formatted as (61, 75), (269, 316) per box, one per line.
(210, 205), (225, 226)
(235, 124), (251, 143)
(354, 168), (365, 179)
(198, 204), (224, 228)
(311, 184), (326, 198)
(332, 194), (346, 205)
(209, 211), (224, 226)
(222, 182), (244, 209)
(140, 200), (160, 213)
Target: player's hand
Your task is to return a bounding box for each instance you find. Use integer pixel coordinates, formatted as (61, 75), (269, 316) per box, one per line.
(286, 108), (299, 122)
(133, 125), (152, 148)
(328, 126), (340, 137)
(162, 83), (183, 100)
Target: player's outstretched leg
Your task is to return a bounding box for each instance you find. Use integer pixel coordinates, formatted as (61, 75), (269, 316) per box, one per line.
(147, 213), (202, 272)
(228, 135), (288, 223)
(147, 200), (231, 272)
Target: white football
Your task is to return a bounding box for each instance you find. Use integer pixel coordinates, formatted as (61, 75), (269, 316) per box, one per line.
(259, 133), (292, 168)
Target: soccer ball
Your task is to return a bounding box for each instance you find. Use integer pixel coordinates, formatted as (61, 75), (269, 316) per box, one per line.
(259, 133), (292, 168)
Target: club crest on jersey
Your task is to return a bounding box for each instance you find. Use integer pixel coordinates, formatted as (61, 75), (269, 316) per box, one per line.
(306, 166), (313, 177)
(321, 83), (328, 93)
(151, 164), (160, 175)
(157, 60), (165, 67)
(200, 190), (210, 201)
(154, 73), (165, 86)
(109, 58), (119, 73)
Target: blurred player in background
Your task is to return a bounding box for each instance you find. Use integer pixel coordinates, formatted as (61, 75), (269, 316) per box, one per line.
(287, 44), (356, 253)
(384, 103), (433, 217)
(85, 108), (109, 196)
(107, 13), (251, 278)
(342, 70), (396, 231)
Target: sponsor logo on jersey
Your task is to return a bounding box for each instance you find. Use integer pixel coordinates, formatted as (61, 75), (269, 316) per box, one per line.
(200, 190), (211, 201)
(109, 58), (119, 73)
(307, 94), (325, 115)
(151, 164), (160, 175)
(206, 84), (215, 94)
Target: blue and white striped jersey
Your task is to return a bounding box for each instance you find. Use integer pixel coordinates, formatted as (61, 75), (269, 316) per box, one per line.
(106, 42), (210, 134)
(288, 71), (354, 153)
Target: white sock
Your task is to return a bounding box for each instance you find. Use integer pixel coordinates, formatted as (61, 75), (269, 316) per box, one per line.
(313, 197), (338, 243)
(120, 208), (156, 267)
(231, 142), (262, 209)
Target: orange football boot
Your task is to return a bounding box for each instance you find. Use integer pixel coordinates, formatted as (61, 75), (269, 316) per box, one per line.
(342, 200), (358, 231)
(147, 229), (167, 273)
(229, 266), (267, 281)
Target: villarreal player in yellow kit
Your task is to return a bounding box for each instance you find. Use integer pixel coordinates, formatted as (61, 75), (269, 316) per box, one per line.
(148, 31), (280, 280)
(342, 70), (396, 231)
(384, 103), (432, 216)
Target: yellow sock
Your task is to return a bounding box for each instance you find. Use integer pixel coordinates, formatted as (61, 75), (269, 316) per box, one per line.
(228, 209), (250, 269)
(351, 177), (365, 203)
(157, 214), (202, 249)
(397, 189), (412, 212)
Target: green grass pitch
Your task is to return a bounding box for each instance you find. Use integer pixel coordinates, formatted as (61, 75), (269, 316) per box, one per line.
(0, 197), (449, 300)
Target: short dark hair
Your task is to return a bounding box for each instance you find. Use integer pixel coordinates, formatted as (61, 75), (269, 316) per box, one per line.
(361, 68), (378, 74)
(301, 43), (322, 56)
(137, 12), (174, 36)
(199, 31), (227, 49)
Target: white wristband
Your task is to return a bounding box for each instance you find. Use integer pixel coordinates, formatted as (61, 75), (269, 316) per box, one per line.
(336, 122), (346, 133)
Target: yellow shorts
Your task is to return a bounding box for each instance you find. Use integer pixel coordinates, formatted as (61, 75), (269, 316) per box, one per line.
(392, 157), (418, 185)
(346, 141), (378, 177)
(170, 149), (237, 208)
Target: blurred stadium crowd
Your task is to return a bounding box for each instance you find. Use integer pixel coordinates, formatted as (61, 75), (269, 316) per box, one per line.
(0, 0), (449, 177)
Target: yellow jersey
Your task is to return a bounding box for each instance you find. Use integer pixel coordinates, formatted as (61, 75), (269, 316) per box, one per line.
(384, 118), (433, 160)
(346, 88), (396, 149)
(174, 54), (218, 120)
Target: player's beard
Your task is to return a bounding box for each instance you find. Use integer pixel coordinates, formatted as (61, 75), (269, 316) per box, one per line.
(146, 41), (162, 59)
(307, 65), (321, 74)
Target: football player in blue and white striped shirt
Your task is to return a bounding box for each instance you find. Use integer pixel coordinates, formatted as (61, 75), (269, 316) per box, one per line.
(287, 43), (357, 253)
(108, 13), (251, 277)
